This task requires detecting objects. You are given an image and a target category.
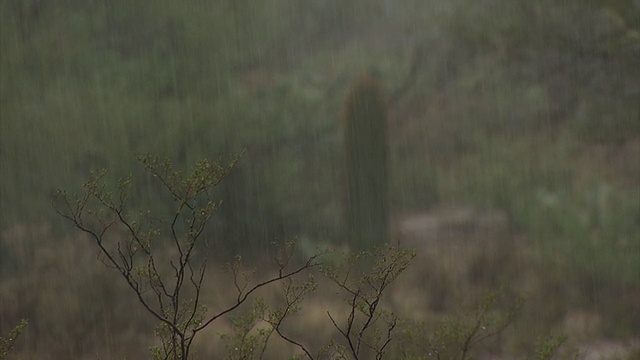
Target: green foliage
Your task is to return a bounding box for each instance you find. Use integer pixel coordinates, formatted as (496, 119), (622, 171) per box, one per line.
(221, 245), (423, 360)
(221, 299), (274, 360)
(54, 155), (237, 359)
(439, 131), (639, 334)
(0, 0), (291, 232)
(445, 0), (639, 140)
(342, 73), (390, 251)
(525, 181), (640, 286)
(526, 336), (574, 360)
(0, 319), (27, 360)
(430, 0), (639, 324)
(397, 292), (523, 360)
(221, 276), (317, 360)
(211, 84), (332, 257)
(320, 245), (416, 359)
(53, 155), (325, 359)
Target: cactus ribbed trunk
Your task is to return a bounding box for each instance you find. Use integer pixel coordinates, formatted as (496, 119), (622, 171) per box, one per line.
(342, 73), (389, 251)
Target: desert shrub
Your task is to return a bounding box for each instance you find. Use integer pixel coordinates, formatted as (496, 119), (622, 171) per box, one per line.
(52, 155), (324, 359)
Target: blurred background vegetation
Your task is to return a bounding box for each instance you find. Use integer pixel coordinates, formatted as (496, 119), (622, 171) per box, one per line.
(1, 0), (638, 358)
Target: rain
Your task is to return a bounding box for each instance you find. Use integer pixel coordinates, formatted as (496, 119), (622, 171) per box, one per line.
(1, 0), (639, 359)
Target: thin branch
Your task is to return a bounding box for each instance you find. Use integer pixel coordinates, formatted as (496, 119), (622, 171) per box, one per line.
(198, 254), (320, 332)
(376, 316), (396, 360)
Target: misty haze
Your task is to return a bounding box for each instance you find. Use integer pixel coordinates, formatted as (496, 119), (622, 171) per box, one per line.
(1, 1), (639, 359)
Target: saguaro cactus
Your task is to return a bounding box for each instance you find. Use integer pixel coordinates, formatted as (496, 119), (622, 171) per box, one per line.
(342, 72), (389, 250)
